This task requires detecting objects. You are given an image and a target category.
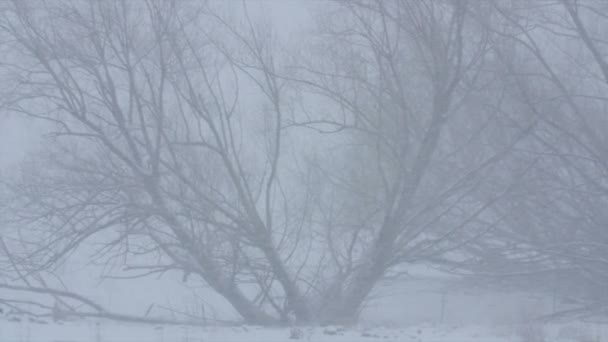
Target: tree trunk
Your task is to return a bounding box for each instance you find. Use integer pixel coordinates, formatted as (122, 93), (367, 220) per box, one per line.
(261, 244), (313, 322)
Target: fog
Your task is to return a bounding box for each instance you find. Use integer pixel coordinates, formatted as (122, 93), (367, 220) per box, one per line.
(0, 1), (608, 341)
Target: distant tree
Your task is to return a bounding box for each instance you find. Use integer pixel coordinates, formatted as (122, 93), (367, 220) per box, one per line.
(459, 0), (608, 319)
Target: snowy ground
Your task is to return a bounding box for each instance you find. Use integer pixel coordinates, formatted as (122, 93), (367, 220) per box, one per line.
(0, 318), (606, 342)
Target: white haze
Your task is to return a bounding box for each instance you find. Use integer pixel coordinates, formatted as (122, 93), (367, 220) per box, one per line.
(0, 1), (608, 341)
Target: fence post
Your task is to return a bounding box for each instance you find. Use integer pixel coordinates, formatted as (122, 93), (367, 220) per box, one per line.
(93, 321), (102, 342)
(155, 325), (164, 342)
(181, 324), (190, 342)
(440, 291), (447, 324)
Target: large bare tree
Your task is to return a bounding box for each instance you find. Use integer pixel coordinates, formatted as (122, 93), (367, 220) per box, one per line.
(3, 0), (588, 326)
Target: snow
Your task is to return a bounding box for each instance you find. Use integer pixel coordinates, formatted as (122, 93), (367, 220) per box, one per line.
(0, 318), (606, 342)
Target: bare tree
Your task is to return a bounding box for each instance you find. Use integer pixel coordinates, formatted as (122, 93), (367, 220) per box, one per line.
(0, 0), (319, 325)
(7, 0), (602, 327)
(457, 0), (608, 320)
(287, 0), (534, 323)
